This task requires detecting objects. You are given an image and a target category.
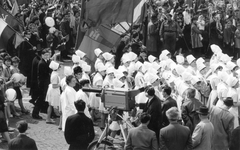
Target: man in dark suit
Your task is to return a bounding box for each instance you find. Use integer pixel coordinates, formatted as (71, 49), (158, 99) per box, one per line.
(64, 100), (95, 150)
(229, 125), (240, 150)
(32, 48), (51, 119)
(159, 107), (192, 150)
(125, 112), (158, 150)
(8, 120), (38, 150)
(143, 86), (162, 141)
(161, 86), (177, 127)
(29, 49), (42, 105)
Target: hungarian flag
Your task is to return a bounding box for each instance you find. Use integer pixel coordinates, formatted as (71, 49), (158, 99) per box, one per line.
(78, 25), (120, 65)
(85, 0), (141, 26)
(0, 18), (15, 49)
(0, 5), (23, 30)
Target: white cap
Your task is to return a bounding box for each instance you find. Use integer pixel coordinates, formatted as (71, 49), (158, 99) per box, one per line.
(226, 76), (238, 87)
(128, 52), (137, 61)
(118, 66), (128, 73)
(218, 71), (229, 83)
(162, 49), (170, 56)
(142, 62), (151, 74)
(122, 54), (132, 64)
(160, 60), (167, 70)
(175, 65), (185, 75)
(196, 57), (205, 65)
(102, 52), (114, 61)
(147, 68), (158, 75)
(148, 55), (157, 63)
(5, 88), (16, 101)
(210, 63), (222, 72)
(106, 67), (115, 74)
(182, 72), (193, 81)
(96, 63), (106, 72)
(191, 76), (201, 85)
(49, 61), (59, 70)
(64, 66), (73, 76)
(75, 50), (86, 59)
(94, 48), (103, 57)
(152, 62), (161, 71)
(226, 61), (237, 71)
(149, 73), (159, 84)
(211, 44), (222, 54)
(115, 70), (125, 80)
(82, 63), (91, 72)
(197, 62), (206, 71)
(113, 78), (124, 88)
(237, 58), (240, 67)
(186, 55), (196, 64)
(220, 54), (231, 63)
(72, 54), (81, 63)
(159, 53), (168, 61)
(176, 55), (184, 64)
(135, 61), (143, 71)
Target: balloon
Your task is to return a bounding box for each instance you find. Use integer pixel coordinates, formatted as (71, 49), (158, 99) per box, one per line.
(11, 73), (22, 83)
(45, 17), (55, 27)
(5, 88), (17, 101)
(49, 27), (56, 33)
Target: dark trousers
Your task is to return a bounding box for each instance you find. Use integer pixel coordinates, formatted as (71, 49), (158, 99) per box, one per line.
(163, 32), (177, 55)
(32, 81), (49, 116)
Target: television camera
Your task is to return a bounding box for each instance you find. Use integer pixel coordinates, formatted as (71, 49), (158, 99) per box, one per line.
(82, 87), (145, 111)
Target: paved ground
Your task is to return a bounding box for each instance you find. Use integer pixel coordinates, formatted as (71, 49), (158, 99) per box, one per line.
(0, 60), (102, 150)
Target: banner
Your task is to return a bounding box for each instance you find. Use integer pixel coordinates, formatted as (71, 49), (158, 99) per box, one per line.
(0, 18), (15, 49)
(78, 25), (121, 66)
(0, 5), (23, 30)
(85, 0), (141, 26)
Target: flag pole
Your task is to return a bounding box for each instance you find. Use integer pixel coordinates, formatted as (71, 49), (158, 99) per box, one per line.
(130, 0), (135, 41)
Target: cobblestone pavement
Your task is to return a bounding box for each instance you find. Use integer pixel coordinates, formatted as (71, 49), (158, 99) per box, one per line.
(0, 61), (102, 150)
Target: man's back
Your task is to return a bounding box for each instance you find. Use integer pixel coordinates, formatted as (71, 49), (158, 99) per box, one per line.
(125, 125), (158, 150)
(9, 134), (38, 150)
(162, 97), (177, 127)
(64, 112), (95, 149)
(160, 122), (192, 150)
(209, 106), (234, 150)
(192, 120), (214, 150)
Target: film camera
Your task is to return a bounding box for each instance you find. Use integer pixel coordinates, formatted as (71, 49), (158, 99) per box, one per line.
(82, 87), (145, 111)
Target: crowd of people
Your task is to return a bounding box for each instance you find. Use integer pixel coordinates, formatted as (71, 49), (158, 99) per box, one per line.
(0, 0), (240, 150)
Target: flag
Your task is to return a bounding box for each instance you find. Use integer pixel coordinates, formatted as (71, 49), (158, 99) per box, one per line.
(74, 0), (86, 49)
(11, 0), (19, 16)
(133, 0), (147, 24)
(0, 18), (15, 49)
(85, 0), (141, 26)
(13, 33), (24, 48)
(0, 5), (23, 30)
(78, 25), (121, 67)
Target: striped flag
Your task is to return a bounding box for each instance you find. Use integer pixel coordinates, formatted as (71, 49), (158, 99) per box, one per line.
(0, 18), (15, 49)
(0, 5), (23, 30)
(85, 0), (141, 26)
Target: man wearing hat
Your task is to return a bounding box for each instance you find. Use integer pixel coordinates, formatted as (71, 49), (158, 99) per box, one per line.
(159, 107), (192, 150)
(209, 97), (235, 150)
(192, 106), (214, 150)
